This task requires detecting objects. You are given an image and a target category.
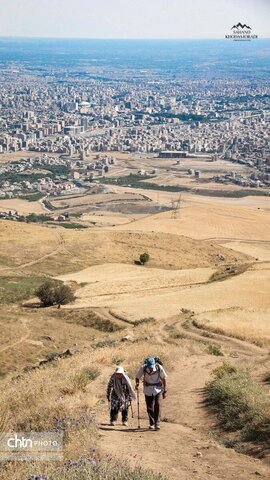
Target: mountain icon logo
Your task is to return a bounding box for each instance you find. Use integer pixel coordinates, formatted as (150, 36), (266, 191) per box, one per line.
(225, 21), (257, 41)
(231, 22), (251, 30)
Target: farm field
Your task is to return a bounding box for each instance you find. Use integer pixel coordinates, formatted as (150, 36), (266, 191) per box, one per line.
(0, 198), (46, 215)
(1, 153), (270, 480)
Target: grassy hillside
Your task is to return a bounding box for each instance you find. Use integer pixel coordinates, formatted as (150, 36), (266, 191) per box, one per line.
(0, 207), (270, 479)
(0, 220), (251, 275)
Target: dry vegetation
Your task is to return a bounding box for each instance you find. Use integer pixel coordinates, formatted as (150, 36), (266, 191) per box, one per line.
(0, 328), (177, 479)
(206, 363), (270, 445)
(0, 305), (103, 375)
(1, 309), (270, 479)
(0, 220), (251, 275)
(1, 183), (270, 479)
(193, 307), (270, 347)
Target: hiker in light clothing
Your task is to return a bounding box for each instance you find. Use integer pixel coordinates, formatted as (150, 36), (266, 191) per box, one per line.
(135, 357), (167, 430)
(107, 366), (136, 426)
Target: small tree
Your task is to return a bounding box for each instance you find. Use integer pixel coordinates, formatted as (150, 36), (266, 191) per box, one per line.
(139, 252), (150, 265)
(36, 281), (75, 307)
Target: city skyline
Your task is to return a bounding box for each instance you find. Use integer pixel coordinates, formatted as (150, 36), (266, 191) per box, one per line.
(1, 0), (269, 39)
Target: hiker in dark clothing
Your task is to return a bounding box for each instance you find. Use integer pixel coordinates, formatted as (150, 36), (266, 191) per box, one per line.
(107, 366), (136, 426)
(135, 357), (167, 430)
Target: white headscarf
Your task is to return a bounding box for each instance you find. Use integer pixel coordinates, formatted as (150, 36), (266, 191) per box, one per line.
(112, 367), (136, 404)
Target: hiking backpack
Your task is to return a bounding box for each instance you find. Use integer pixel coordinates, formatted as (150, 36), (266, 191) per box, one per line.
(142, 357), (164, 387)
(143, 357), (163, 372)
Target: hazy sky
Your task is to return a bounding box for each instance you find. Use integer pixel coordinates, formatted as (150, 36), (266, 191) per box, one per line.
(1, 0), (269, 39)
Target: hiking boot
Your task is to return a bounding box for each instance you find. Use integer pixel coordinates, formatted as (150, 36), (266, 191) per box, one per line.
(149, 425), (155, 430)
(155, 424), (160, 431)
(122, 422), (128, 426)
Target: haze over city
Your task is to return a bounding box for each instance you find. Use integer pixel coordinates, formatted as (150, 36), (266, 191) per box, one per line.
(1, 0), (269, 39)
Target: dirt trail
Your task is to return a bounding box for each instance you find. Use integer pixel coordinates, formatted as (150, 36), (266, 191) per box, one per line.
(205, 238), (270, 244)
(0, 318), (31, 353)
(97, 329), (270, 479)
(91, 307), (132, 328)
(176, 321), (267, 358)
(0, 249), (61, 273)
(0, 233), (67, 273)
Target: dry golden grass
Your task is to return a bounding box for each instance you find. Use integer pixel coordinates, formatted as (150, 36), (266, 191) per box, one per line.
(58, 264), (215, 314)
(142, 174), (245, 191)
(0, 198), (46, 215)
(221, 241), (270, 262)
(194, 307), (270, 347)
(0, 221), (59, 270)
(81, 212), (137, 226)
(0, 305), (105, 375)
(0, 220), (250, 276)
(50, 192), (146, 209)
(115, 202), (270, 241)
(1, 169), (270, 478)
(0, 323), (187, 480)
(0, 335), (177, 431)
(70, 268), (269, 334)
(5, 365), (98, 431)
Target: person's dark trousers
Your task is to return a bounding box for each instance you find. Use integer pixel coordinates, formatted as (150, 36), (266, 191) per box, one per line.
(145, 393), (161, 426)
(110, 407), (128, 423)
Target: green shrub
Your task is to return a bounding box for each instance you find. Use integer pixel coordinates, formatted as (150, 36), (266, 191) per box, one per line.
(36, 281), (75, 307)
(192, 319), (204, 329)
(59, 310), (122, 332)
(23, 193), (44, 202)
(201, 331), (215, 338)
(173, 332), (184, 340)
(206, 363), (270, 443)
(94, 339), (116, 349)
(164, 324), (184, 340)
(74, 367), (100, 391)
(211, 363), (237, 379)
(139, 252), (150, 265)
(25, 213), (54, 223)
(52, 222), (88, 229)
(46, 352), (61, 361)
(83, 317), (121, 332)
(207, 344), (224, 356)
(134, 317), (155, 326)
(181, 319), (191, 329)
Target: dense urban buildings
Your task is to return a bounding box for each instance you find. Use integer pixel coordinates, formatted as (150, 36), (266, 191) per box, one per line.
(0, 40), (270, 201)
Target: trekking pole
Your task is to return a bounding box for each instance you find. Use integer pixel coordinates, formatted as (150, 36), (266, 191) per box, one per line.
(137, 388), (141, 429)
(130, 400), (134, 418)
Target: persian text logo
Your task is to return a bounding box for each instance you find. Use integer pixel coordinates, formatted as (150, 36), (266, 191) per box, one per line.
(0, 432), (63, 461)
(225, 22), (258, 41)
